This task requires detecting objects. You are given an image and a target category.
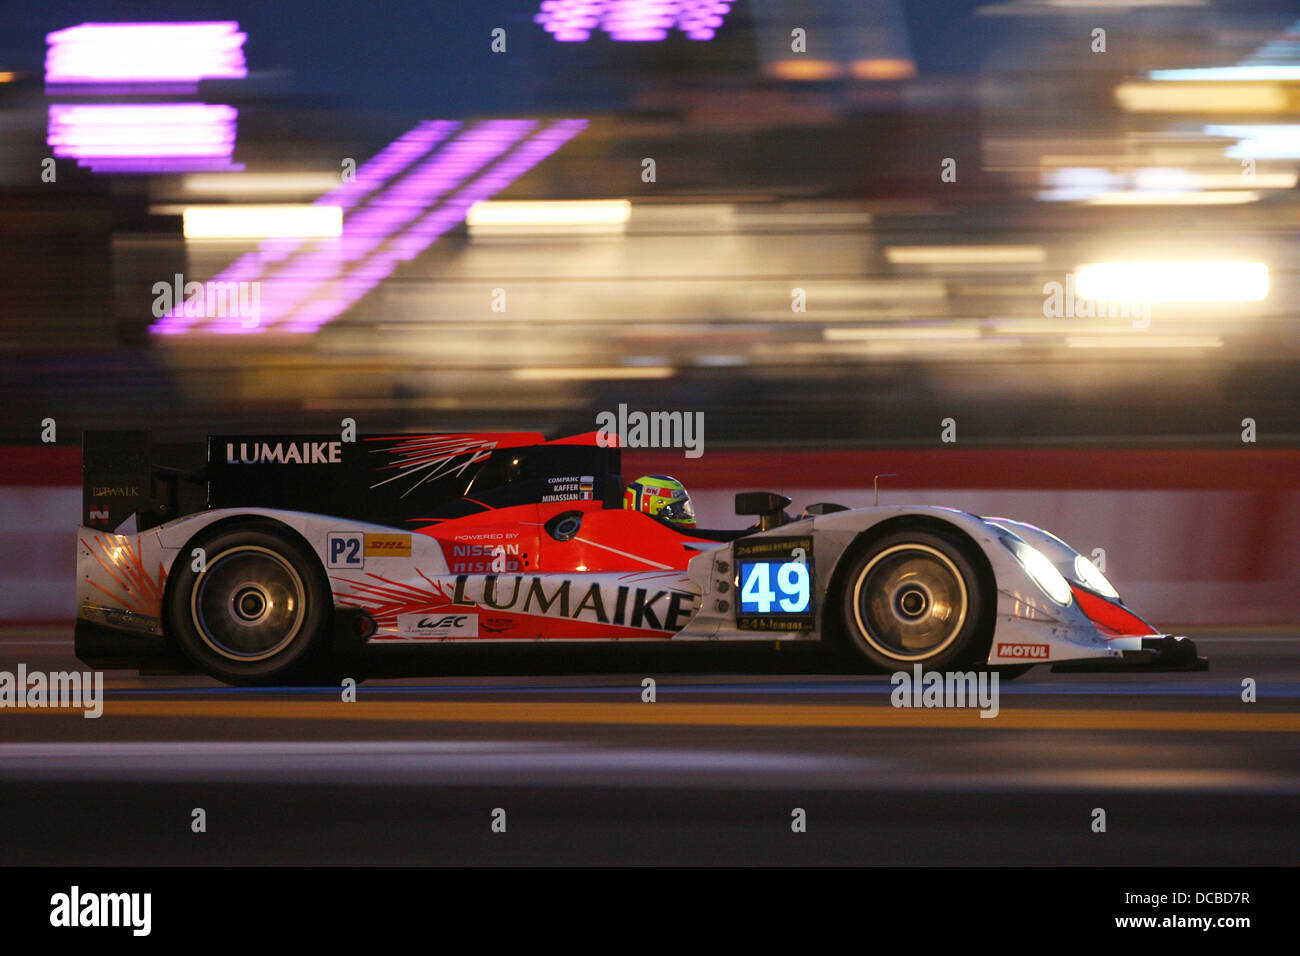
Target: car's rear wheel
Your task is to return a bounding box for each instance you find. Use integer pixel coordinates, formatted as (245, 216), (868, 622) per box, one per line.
(838, 529), (992, 671)
(166, 524), (331, 684)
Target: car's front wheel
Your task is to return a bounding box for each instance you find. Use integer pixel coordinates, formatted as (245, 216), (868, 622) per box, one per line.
(166, 523), (331, 684)
(838, 529), (992, 672)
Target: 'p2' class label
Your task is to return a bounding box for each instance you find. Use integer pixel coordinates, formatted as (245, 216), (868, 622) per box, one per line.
(327, 533), (364, 569)
(397, 613), (479, 638)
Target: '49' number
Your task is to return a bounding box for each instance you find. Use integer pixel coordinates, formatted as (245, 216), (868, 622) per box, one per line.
(741, 561), (811, 613)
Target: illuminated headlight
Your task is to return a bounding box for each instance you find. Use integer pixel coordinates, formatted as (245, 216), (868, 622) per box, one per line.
(1001, 536), (1073, 605)
(1074, 554), (1119, 599)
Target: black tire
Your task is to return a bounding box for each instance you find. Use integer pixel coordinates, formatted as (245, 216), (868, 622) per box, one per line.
(837, 529), (993, 672)
(166, 523), (332, 684)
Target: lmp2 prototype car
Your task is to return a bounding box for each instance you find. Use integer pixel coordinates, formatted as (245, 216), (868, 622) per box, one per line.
(74, 429), (1206, 684)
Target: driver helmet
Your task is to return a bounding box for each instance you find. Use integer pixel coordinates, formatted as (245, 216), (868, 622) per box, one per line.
(624, 474), (696, 528)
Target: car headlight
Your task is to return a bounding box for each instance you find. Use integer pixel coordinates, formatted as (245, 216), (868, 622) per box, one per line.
(1001, 536), (1073, 605)
(1073, 553), (1119, 599)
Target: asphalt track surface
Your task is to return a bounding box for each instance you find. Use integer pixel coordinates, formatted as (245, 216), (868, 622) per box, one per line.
(1, 626), (1297, 865)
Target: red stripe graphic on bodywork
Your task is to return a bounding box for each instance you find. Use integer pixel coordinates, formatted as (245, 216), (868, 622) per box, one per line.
(1071, 584), (1155, 637)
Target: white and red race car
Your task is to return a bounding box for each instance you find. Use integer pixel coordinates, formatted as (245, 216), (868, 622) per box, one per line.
(75, 429), (1206, 684)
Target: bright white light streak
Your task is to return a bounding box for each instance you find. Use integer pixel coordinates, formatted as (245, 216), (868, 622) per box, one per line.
(183, 172), (344, 196)
(1135, 168), (1297, 190)
(885, 245), (1045, 264)
(510, 366), (674, 381)
(1151, 66), (1300, 82)
(467, 199), (631, 233)
(1084, 190), (1259, 205)
(182, 205), (343, 239)
(1205, 125), (1300, 160)
(1075, 261), (1268, 303)
(1115, 82), (1287, 113)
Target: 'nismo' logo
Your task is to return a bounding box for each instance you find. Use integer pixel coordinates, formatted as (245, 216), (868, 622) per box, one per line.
(226, 442), (342, 465)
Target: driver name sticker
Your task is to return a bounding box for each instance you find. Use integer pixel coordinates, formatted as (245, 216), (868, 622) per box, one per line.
(543, 475), (595, 503)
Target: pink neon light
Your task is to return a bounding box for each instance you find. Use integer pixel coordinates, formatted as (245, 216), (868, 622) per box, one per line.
(223, 123), (534, 333)
(284, 121), (586, 334)
(47, 103), (238, 173)
(151, 121), (461, 335)
(45, 21), (248, 84)
(151, 119), (587, 335)
(535, 1), (730, 42)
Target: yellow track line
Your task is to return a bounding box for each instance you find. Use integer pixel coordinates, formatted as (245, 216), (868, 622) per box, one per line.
(4, 699), (1300, 731)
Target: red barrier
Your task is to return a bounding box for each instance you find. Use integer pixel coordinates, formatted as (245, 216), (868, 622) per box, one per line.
(627, 447), (1300, 491)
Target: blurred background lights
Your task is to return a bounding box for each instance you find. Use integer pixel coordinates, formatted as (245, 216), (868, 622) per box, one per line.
(47, 103), (239, 173)
(535, 0), (732, 42)
(1075, 261), (1270, 304)
(45, 21), (248, 84)
(152, 119), (588, 335)
(1206, 125), (1300, 160)
(181, 205), (344, 240)
(466, 200), (631, 236)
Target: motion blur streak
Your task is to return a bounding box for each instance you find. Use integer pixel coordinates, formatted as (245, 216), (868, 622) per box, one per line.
(181, 205), (344, 240)
(467, 199), (631, 235)
(151, 119), (587, 335)
(8, 698), (1300, 732)
(46, 104), (239, 173)
(44, 21), (248, 84)
(1074, 261), (1270, 303)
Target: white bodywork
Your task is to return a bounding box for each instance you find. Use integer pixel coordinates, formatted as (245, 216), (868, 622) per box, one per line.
(77, 504), (1123, 664)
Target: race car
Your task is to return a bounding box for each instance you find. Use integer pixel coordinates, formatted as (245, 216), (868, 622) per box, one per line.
(74, 428), (1206, 684)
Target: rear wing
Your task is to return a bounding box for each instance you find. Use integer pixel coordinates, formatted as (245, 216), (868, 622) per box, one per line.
(82, 431), (207, 533)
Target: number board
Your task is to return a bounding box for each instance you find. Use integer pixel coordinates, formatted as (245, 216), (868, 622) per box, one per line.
(734, 535), (815, 632)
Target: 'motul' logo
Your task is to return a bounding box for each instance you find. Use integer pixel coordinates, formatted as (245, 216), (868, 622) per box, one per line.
(997, 642), (1050, 659)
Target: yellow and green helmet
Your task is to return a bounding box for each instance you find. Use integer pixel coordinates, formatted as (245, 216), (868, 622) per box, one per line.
(624, 474), (696, 528)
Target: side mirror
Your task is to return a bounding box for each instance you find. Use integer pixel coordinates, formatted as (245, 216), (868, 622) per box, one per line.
(735, 491), (791, 516)
(735, 491), (793, 531)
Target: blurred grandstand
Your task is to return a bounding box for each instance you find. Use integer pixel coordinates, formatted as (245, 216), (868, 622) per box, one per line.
(0, 0), (1295, 444)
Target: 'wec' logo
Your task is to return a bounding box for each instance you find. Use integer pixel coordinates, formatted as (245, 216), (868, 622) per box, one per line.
(417, 616), (468, 629)
(396, 612), (479, 638)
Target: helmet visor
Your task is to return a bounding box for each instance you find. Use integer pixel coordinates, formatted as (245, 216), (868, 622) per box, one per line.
(659, 497), (696, 526)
